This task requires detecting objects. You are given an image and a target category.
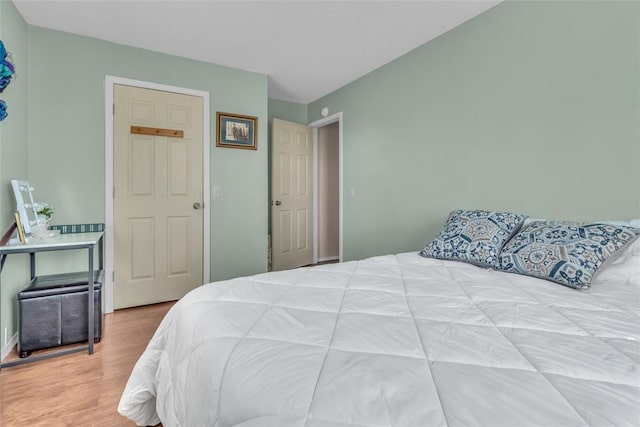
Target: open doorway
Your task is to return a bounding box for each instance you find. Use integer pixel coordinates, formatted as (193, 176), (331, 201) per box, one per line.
(310, 112), (343, 265)
(316, 122), (339, 263)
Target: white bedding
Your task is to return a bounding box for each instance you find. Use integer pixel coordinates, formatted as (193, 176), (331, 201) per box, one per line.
(119, 246), (640, 426)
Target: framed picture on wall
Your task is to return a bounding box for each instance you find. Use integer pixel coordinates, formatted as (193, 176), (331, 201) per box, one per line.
(216, 112), (258, 150)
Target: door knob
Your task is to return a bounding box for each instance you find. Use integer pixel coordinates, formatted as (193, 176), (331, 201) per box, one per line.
(274, 200), (281, 206)
(193, 202), (202, 209)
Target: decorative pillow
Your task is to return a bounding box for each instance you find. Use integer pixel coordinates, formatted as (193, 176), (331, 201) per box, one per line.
(500, 221), (640, 289)
(419, 209), (527, 268)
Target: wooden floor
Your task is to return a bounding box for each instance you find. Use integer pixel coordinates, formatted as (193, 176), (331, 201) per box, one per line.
(0, 302), (174, 426)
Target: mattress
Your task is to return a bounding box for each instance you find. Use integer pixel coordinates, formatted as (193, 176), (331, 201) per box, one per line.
(119, 246), (640, 426)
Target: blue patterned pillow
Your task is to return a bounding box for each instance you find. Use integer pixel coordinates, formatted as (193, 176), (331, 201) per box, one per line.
(419, 209), (527, 268)
(500, 221), (640, 289)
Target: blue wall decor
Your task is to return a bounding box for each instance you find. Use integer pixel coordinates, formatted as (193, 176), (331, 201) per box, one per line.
(0, 100), (7, 121)
(0, 40), (16, 122)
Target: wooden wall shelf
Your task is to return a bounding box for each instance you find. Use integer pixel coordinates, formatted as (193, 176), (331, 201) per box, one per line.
(130, 126), (183, 138)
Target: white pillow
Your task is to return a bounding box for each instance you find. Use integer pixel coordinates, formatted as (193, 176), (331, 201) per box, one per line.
(595, 237), (640, 284)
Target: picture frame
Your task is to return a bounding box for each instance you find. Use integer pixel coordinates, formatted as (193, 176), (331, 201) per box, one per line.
(14, 212), (26, 244)
(216, 112), (257, 150)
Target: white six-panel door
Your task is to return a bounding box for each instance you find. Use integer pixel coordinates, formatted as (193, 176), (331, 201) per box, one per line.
(272, 119), (313, 270)
(114, 84), (204, 308)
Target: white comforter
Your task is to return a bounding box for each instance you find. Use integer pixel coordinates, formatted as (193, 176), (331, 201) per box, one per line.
(119, 249), (640, 427)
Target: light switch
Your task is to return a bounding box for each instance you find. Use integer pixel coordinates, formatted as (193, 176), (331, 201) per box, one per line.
(212, 186), (220, 198)
(350, 187), (355, 198)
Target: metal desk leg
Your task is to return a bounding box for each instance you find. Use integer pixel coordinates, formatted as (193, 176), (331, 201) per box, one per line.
(30, 252), (36, 280)
(88, 246), (94, 354)
(98, 235), (104, 271)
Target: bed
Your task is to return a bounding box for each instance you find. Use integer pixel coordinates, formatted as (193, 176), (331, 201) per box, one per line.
(119, 214), (640, 427)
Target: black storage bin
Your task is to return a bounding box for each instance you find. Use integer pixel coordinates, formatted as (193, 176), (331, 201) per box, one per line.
(17, 271), (103, 357)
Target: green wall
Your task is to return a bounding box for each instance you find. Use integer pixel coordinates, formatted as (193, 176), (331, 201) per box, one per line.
(26, 26), (269, 283)
(309, 0), (640, 261)
(268, 98), (308, 126)
(27, 26), (269, 227)
(0, 0), (29, 350)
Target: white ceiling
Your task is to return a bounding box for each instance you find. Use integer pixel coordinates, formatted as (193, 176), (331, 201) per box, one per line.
(14, 0), (501, 103)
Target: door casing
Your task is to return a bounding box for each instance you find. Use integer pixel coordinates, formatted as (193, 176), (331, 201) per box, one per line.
(310, 112), (343, 264)
(104, 75), (210, 313)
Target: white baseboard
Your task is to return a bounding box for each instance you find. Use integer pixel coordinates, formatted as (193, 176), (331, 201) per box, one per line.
(1, 332), (17, 361)
(318, 256), (339, 263)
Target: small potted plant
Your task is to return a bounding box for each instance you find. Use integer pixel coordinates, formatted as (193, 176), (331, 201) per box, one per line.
(27, 203), (52, 241)
(35, 202), (53, 228)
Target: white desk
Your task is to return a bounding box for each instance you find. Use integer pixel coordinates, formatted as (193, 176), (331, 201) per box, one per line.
(0, 232), (104, 369)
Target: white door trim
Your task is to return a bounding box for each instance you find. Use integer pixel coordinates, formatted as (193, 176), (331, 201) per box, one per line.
(104, 75), (210, 313)
(309, 112), (343, 264)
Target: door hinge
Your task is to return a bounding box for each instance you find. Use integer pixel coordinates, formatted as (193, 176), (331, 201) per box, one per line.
(112, 103), (115, 115)
(113, 187), (115, 199)
(112, 271), (115, 282)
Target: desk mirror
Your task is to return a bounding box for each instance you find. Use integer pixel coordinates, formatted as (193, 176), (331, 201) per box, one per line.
(11, 179), (38, 234)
